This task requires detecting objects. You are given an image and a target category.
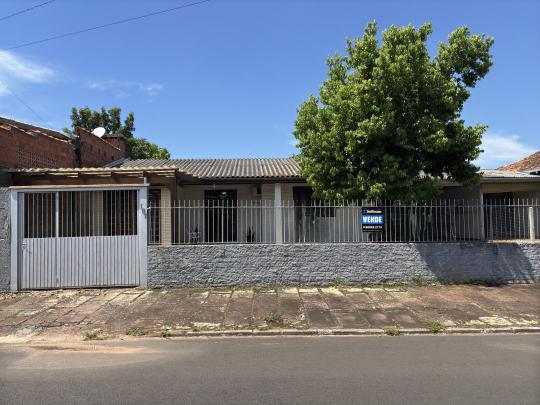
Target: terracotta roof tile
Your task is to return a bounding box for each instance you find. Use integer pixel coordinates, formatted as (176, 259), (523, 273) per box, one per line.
(498, 151), (540, 173)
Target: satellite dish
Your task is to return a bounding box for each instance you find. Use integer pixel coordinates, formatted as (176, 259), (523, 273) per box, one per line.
(92, 127), (106, 137)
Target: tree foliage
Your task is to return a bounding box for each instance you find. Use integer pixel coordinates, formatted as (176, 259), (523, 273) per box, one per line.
(293, 22), (494, 201)
(64, 107), (170, 159)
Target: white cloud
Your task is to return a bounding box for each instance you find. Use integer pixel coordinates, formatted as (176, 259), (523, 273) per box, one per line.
(476, 132), (536, 169)
(140, 83), (163, 96)
(87, 79), (164, 97)
(0, 50), (54, 84)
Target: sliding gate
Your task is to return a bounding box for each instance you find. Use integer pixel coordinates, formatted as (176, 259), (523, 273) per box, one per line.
(14, 187), (147, 290)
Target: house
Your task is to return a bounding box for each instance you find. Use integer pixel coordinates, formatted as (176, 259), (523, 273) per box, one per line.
(0, 116), (127, 172)
(7, 153), (539, 245)
(1, 117), (538, 291)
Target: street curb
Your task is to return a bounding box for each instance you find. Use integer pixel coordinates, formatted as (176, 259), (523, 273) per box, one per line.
(152, 326), (540, 338)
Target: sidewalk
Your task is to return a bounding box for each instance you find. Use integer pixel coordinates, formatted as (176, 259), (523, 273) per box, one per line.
(0, 284), (538, 342)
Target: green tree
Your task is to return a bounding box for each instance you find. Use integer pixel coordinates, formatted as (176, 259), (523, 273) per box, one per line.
(64, 107), (170, 159)
(293, 22), (494, 201)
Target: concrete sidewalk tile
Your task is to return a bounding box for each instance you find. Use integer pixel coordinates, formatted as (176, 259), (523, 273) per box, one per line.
(280, 287), (299, 295)
(211, 287), (233, 294)
(227, 295), (252, 312)
(346, 292), (376, 309)
(333, 312), (370, 328)
(22, 307), (74, 327)
(306, 309), (339, 329)
(254, 287), (276, 294)
(367, 290), (406, 309)
(301, 299), (329, 311)
(298, 291), (324, 302)
(320, 289), (354, 311)
(0, 314), (27, 327)
(279, 295), (303, 315)
(253, 291), (278, 310)
(386, 309), (424, 328)
(320, 287), (345, 296)
(356, 309), (395, 328)
(204, 292), (232, 307)
(223, 311), (253, 329)
(187, 291), (210, 302)
(298, 287), (319, 293)
(343, 287), (365, 293)
(278, 295), (305, 327)
(252, 292), (278, 326)
(231, 289), (254, 299)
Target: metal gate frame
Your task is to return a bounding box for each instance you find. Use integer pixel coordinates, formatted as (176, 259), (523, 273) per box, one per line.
(9, 184), (148, 291)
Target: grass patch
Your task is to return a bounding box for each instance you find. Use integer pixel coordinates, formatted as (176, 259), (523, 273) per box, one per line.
(412, 275), (427, 286)
(147, 285), (162, 290)
(330, 280), (351, 294)
(83, 330), (101, 341)
(263, 311), (286, 328)
(384, 327), (401, 336)
(423, 303), (438, 310)
(425, 321), (445, 333)
(161, 329), (171, 338)
(126, 326), (146, 336)
(6, 312), (18, 320)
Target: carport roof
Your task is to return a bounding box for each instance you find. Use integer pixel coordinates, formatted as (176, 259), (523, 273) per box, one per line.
(7, 166), (199, 182)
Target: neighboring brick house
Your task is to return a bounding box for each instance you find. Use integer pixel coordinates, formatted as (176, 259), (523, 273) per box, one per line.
(498, 151), (540, 175)
(0, 116), (126, 170)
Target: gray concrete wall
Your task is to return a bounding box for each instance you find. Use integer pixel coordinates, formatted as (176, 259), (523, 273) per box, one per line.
(0, 188), (10, 291)
(148, 242), (540, 287)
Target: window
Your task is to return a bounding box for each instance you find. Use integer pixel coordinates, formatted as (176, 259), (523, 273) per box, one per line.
(23, 193), (55, 238)
(24, 190), (138, 239)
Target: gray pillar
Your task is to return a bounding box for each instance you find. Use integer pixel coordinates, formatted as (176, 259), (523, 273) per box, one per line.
(138, 187), (148, 286)
(160, 187), (172, 245)
(529, 207), (536, 242)
(274, 183), (283, 244)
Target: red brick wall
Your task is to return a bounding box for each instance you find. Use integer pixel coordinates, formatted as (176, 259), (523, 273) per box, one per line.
(103, 136), (126, 156)
(77, 128), (126, 167)
(0, 125), (76, 169)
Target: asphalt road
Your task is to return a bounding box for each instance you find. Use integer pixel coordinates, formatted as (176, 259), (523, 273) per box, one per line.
(1, 335), (539, 404)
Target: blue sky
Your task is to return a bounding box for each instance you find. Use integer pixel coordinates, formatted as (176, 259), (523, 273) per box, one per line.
(0, 0), (538, 168)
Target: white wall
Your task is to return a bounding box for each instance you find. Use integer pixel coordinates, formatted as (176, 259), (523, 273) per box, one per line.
(176, 184), (271, 243)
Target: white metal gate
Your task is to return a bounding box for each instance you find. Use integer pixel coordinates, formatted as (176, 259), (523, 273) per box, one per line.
(14, 187), (147, 290)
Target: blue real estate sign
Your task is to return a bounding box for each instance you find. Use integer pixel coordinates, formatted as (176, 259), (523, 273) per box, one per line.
(361, 208), (384, 231)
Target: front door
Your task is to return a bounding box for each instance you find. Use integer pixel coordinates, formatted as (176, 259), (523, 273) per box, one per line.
(204, 190), (237, 243)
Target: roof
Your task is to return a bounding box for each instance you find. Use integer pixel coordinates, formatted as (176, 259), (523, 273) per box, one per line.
(479, 169), (540, 182)
(0, 115), (72, 140)
(115, 158), (539, 183)
(7, 159), (538, 184)
(8, 166), (199, 182)
(498, 151), (540, 174)
(115, 158), (302, 180)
